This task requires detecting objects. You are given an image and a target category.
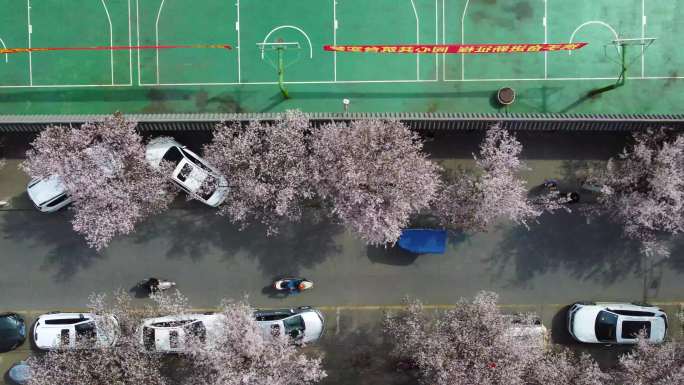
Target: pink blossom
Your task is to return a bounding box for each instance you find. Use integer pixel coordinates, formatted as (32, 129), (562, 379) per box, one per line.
(183, 299), (327, 385)
(614, 333), (684, 385)
(21, 113), (176, 249)
(203, 110), (314, 235)
(311, 119), (442, 245)
(384, 292), (545, 385)
(590, 128), (684, 256)
(435, 125), (561, 232)
(527, 349), (609, 385)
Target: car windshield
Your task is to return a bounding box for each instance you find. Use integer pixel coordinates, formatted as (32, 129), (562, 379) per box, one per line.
(75, 321), (97, 346)
(283, 315), (305, 333)
(162, 146), (184, 166)
(595, 311), (618, 342)
(621, 321), (651, 339)
(180, 149), (212, 173)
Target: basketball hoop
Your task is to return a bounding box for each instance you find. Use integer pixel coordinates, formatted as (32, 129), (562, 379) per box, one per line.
(609, 37), (656, 85)
(256, 41), (301, 59)
(256, 40), (301, 99)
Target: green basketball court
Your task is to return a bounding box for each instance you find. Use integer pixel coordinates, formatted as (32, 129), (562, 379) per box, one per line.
(0, 0), (682, 114)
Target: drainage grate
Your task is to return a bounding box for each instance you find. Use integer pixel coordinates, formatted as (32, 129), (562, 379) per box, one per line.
(0, 112), (682, 132)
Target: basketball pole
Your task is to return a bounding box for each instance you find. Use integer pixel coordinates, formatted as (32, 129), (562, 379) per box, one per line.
(277, 46), (289, 99)
(617, 44), (627, 87)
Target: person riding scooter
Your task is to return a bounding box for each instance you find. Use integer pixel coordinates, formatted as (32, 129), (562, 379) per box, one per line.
(273, 277), (313, 295)
(139, 277), (176, 295)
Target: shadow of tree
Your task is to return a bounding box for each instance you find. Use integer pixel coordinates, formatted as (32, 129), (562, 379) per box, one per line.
(367, 246), (419, 266)
(487, 210), (643, 287)
(0, 194), (102, 282)
(665, 235), (684, 274)
(133, 207), (343, 277)
(318, 321), (415, 385)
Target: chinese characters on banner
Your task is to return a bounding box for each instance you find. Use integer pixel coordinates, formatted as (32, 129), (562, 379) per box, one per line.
(323, 43), (587, 54)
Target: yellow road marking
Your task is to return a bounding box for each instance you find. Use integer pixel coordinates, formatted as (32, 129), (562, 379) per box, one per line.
(6, 301), (684, 315)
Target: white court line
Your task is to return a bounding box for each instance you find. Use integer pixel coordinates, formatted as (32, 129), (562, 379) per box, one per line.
(155, 0), (166, 84)
(544, 0), (548, 79)
(140, 79), (441, 86)
(12, 0), (134, 88)
(236, 0), (241, 83)
(434, 0), (438, 79)
(138, 75), (684, 87)
(444, 76), (684, 82)
(128, 0), (133, 85)
(136, 0), (141, 86)
(2, 74), (681, 89)
(27, 0), (32, 86)
(441, 0), (445, 81)
(100, 0), (115, 85)
(568, 21), (620, 56)
(0, 38), (8, 63)
(641, 0), (646, 78)
(333, 0), (337, 81)
(0, 83), (134, 88)
(461, 0), (470, 80)
(260, 25), (313, 59)
(409, 0), (420, 80)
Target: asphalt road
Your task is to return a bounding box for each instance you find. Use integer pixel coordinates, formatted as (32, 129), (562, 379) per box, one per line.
(1, 131), (683, 385)
(1, 130), (683, 311)
(1, 187), (683, 311)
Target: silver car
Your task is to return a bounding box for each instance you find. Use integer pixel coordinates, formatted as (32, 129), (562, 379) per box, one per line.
(145, 137), (228, 207)
(567, 302), (667, 344)
(254, 307), (325, 344)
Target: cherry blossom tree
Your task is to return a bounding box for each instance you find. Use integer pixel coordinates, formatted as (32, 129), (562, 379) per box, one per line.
(434, 126), (561, 232)
(182, 299), (327, 385)
(203, 111), (314, 235)
(384, 292), (543, 385)
(311, 119), (441, 245)
(588, 128), (684, 257)
(526, 349), (609, 385)
(613, 335), (684, 385)
(21, 113), (175, 249)
(27, 291), (326, 385)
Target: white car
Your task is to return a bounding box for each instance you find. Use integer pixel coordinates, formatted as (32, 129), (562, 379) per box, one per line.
(26, 176), (72, 212)
(567, 302), (667, 344)
(33, 312), (119, 350)
(254, 307), (325, 344)
(138, 313), (224, 353)
(145, 137), (228, 207)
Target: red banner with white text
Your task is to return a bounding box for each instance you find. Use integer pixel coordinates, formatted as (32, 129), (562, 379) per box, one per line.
(324, 43), (587, 54)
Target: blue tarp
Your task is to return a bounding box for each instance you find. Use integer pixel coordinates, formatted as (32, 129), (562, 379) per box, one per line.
(397, 229), (447, 254)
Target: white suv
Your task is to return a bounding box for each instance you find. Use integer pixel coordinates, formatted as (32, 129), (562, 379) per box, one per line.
(33, 312), (119, 350)
(145, 137), (228, 207)
(567, 302), (667, 344)
(138, 313), (224, 353)
(26, 176), (72, 212)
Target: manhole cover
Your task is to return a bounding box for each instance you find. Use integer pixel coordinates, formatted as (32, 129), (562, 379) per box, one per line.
(497, 87), (516, 105)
